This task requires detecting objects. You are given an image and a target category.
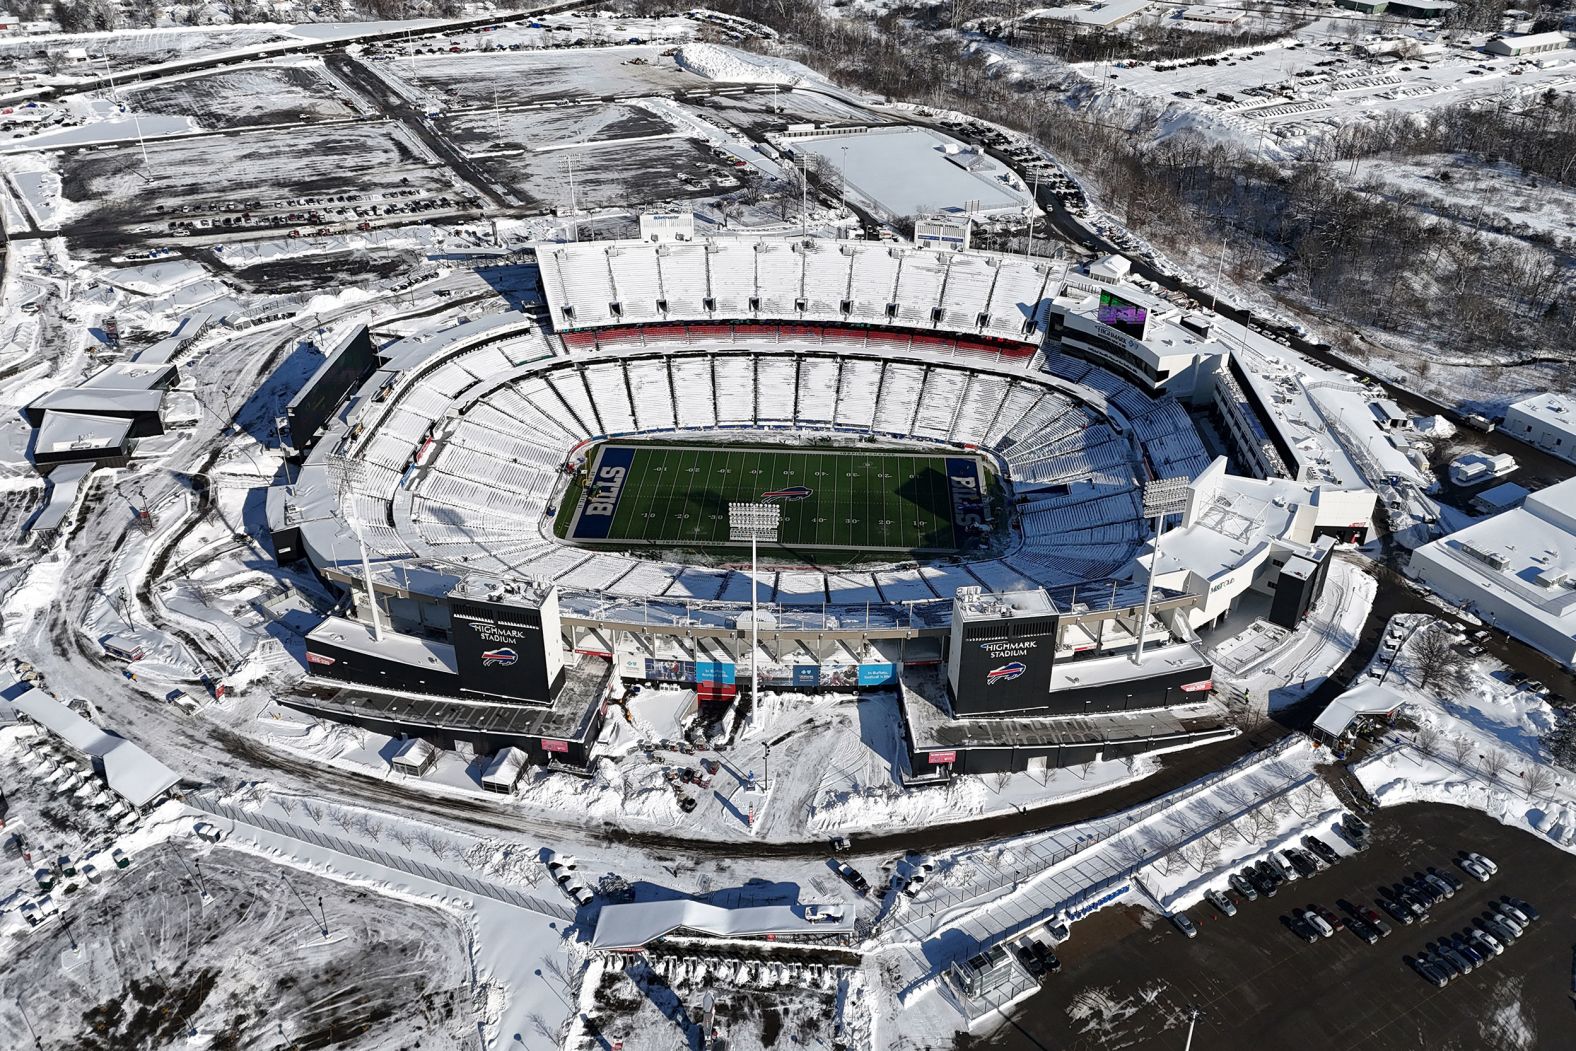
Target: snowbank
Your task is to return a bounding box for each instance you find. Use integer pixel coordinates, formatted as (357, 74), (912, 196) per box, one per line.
(676, 43), (818, 87)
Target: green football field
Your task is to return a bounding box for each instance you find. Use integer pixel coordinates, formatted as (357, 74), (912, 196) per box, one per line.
(560, 442), (987, 555)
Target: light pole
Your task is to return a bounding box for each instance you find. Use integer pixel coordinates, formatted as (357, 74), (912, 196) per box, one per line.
(729, 502), (781, 718)
(1134, 477), (1191, 665)
(839, 145), (849, 217)
(762, 742), (771, 791)
(1182, 1005), (1203, 1051)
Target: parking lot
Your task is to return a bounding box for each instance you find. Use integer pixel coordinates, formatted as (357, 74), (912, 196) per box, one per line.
(977, 803), (1575, 1051)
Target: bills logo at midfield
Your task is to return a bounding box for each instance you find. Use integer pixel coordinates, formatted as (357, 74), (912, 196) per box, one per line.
(760, 485), (813, 502)
(986, 661), (1026, 685)
(481, 647), (518, 668)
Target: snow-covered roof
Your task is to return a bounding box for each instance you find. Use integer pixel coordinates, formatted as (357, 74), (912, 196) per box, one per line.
(1314, 680), (1407, 739)
(35, 410), (134, 453)
(28, 387), (164, 417)
(27, 461), (93, 533)
(536, 237), (1059, 344)
(480, 746), (528, 786)
(1410, 476), (1576, 662)
(78, 361), (177, 391)
(5, 685), (180, 807)
(1488, 30), (1570, 49)
(590, 896), (854, 950)
(1504, 391), (1576, 436)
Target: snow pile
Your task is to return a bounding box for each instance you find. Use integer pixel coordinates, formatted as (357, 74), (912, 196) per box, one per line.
(807, 758), (1153, 835)
(1414, 414), (1457, 439)
(676, 43), (811, 86)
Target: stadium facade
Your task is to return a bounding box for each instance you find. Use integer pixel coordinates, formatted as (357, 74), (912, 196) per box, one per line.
(266, 234), (1375, 774)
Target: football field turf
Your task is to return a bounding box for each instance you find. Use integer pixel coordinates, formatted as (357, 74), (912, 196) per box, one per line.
(562, 443), (987, 555)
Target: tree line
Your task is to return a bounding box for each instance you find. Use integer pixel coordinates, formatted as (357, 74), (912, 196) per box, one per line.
(699, 0), (1573, 375)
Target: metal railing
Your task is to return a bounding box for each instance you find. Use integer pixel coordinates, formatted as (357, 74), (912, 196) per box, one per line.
(187, 793), (575, 921)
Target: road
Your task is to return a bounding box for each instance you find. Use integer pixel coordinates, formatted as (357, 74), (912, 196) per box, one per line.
(973, 802), (1576, 1051)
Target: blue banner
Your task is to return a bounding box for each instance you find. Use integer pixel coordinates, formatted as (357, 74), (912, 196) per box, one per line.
(857, 663), (897, 687)
(696, 660), (736, 685)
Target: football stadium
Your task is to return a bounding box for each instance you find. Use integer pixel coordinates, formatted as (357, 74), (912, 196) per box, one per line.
(266, 219), (1375, 776)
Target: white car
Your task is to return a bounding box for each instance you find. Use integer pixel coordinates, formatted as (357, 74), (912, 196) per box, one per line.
(1301, 909), (1334, 939)
(192, 821), (225, 843)
(1456, 856), (1490, 882)
(1466, 851), (1498, 876)
(805, 904), (845, 923)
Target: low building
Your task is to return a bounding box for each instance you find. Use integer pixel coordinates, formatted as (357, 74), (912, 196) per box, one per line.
(1410, 477), (1576, 669)
(1336, 0), (1455, 15)
(1471, 481), (1530, 515)
(590, 893), (855, 951)
(1484, 31), (1570, 57)
(1501, 391), (1576, 465)
(480, 746), (529, 793)
(390, 737), (437, 776)
(2, 683), (181, 810)
(31, 411), (134, 473)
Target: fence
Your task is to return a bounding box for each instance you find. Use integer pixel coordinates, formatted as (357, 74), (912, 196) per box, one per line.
(187, 793), (575, 921)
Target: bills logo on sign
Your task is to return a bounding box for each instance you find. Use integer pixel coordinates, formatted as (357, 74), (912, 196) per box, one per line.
(481, 647), (518, 668)
(306, 652), (335, 667)
(986, 661), (1026, 685)
(760, 485), (812, 502)
(1181, 678), (1214, 693)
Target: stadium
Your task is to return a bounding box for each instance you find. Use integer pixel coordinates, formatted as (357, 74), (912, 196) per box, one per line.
(267, 222), (1370, 777)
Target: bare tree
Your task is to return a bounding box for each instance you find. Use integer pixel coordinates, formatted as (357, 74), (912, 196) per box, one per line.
(1285, 784), (1322, 820)
(990, 769), (1012, 793)
(389, 827), (415, 851)
(1407, 623), (1472, 694)
(1079, 758), (1097, 781)
(352, 813), (380, 842)
(301, 801), (324, 825)
(1480, 749), (1508, 782)
(1414, 724), (1442, 755)
(1177, 839), (1207, 873)
(1451, 735), (1475, 767)
(1111, 834), (1147, 870)
(1524, 765), (1555, 798)
(329, 809), (357, 834)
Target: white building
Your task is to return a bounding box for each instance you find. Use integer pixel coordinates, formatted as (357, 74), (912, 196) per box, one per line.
(1410, 476), (1576, 669)
(1484, 31), (1571, 57)
(1502, 392), (1576, 465)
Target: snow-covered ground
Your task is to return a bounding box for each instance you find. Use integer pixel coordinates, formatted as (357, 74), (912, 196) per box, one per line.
(1346, 612), (1574, 845)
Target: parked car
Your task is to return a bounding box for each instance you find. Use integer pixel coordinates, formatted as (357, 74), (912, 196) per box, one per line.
(1410, 956), (1448, 987)
(1028, 939), (1061, 973)
(1434, 944), (1472, 976)
(1493, 900), (1531, 927)
(1468, 927), (1503, 956)
(1013, 943), (1047, 978)
(1487, 909), (1523, 938)
(1357, 906), (1392, 936)
(1229, 873), (1259, 902)
(1465, 851), (1498, 876)
(1428, 867), (1464, 893)
(804, 904), (844, 923)
(1508, 897), (1540, 923)
(1272, 851), (1300, 882)
(1300, 908), (1333, 938)
(1285, 850), (1319, 878)
(1479, 915), (1517, 944)
(1205, 889), (1236, 917)
(1303, 836), (1340, 866)
(1422, 873), (1455, 899)
(1171, 912), (1198, 938)
(1456, 856), (1491, 882)
(111, 848), (129, 870)
(1350, 915), (1381, 944)
(1313, 904), (1344, 932)
(1377, 897), (1415, 925)
(832, 860), (870, 895)
(1448, 934), (1486, 967)
(1286, 915), (1319, 943)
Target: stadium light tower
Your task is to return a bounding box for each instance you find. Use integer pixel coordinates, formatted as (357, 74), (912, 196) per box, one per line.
(729, 502), (781, 709)
(1133, 476), (1190, 666)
